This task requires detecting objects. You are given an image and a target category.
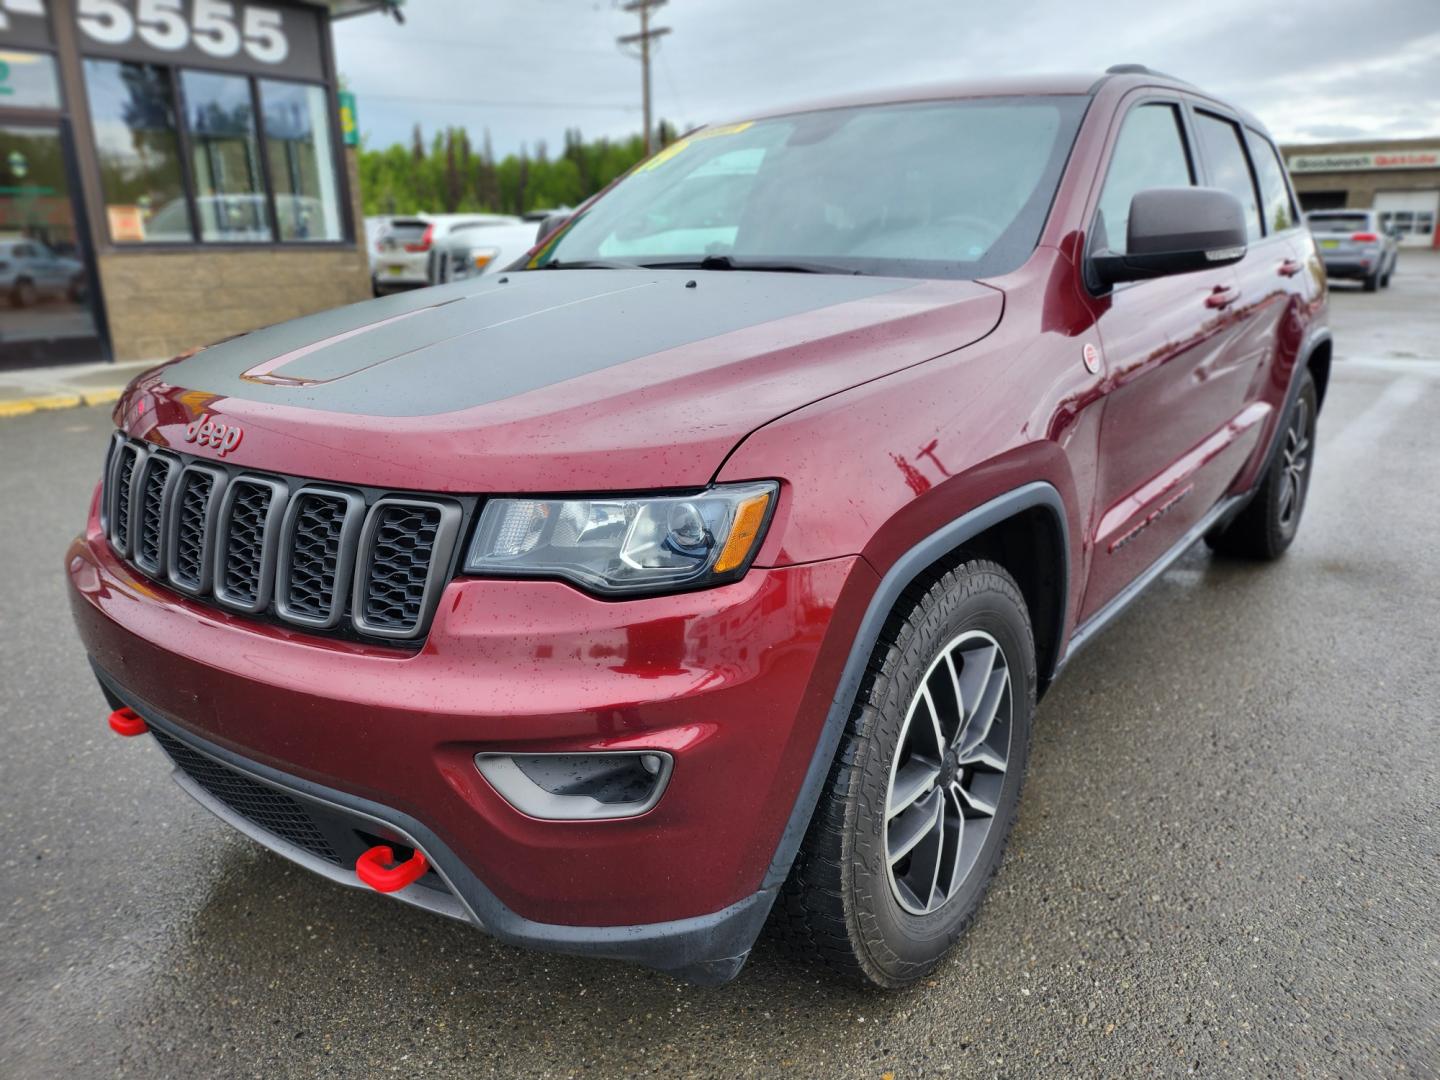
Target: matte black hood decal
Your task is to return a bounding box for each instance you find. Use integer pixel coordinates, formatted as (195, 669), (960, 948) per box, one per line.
(163, 270), (914, 417)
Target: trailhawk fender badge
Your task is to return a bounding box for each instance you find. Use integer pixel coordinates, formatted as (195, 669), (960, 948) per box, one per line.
(1082, 343), (1102, 374)
(183, 414), (243, 456)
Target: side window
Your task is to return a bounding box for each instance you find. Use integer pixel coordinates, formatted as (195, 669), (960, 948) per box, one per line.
(1193, 112), (1262, 241)
(1094, 103), (1194, 255)
(1244, 129), (1298, 234)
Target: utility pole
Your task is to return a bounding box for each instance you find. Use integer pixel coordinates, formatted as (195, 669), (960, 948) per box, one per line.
(617, 0), (671, 155)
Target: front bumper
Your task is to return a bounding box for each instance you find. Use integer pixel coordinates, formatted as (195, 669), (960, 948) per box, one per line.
(68, 510), (869, 979)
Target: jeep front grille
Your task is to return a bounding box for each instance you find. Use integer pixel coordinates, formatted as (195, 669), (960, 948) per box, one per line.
(102, 436), (464, 643)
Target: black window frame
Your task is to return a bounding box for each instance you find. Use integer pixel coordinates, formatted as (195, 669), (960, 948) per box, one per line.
(1187, 106), (1267, 242)
(1241, 126), (1303, 237)
(79, 55), (352, 252)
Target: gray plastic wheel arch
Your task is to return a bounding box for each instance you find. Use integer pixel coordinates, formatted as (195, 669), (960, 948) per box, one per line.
(760, 482), (1068, 891)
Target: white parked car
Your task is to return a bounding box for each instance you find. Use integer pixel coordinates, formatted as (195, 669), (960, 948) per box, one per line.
(372, 213), (523, 292)
(0, 237), (86, 307)
(433, 219), (545, 283)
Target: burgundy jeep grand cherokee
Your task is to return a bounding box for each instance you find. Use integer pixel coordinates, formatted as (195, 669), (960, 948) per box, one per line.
(68, 67), (1328, 987)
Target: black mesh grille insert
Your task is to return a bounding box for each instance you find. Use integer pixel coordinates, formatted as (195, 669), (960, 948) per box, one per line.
(172, 470), (215, 590)
(136, 456), (173, 570)
(363, 504), (441, 632)
(221, 481), (274, 605)
(113, 445), (139, 547)
(103, 436), (459, 643)
(286, 493), (348, 619)
(151, 727), (342, 866)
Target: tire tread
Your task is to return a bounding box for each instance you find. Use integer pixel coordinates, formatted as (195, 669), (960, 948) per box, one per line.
(767, 559), (1034, 988)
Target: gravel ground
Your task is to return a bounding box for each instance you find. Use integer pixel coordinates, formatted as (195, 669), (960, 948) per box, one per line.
(1, 256), (1437, 1079)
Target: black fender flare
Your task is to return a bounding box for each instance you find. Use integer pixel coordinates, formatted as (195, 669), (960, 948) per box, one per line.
(761, 481), (1069, 890)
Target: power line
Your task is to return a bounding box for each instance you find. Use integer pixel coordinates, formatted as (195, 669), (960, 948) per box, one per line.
(616, 0), (671, 155)
(359, 91), (640, 112)
(335, 30), (617, 57)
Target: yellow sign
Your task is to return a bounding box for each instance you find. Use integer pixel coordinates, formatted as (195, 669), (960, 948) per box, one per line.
(338, 90), (358, 147)
(638, 121), (753, 172)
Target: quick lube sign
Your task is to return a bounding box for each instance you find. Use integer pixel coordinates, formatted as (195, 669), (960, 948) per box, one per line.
(1288, 149), (1440, 173)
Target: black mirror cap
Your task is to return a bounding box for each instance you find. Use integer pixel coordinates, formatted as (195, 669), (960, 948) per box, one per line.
(535, 212), (571, 245)
(1092, 186), (1248, 286)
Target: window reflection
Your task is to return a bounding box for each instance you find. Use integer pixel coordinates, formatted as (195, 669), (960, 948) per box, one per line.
(82, 59), (192, 244)
(181, 70), (270, 243)
(0, 50), (62, 110)
(260, 81), (341, 242)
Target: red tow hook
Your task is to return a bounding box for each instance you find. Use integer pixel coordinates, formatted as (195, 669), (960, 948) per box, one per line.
(108, 707), (149, 737)
(355, 844), (428, 893)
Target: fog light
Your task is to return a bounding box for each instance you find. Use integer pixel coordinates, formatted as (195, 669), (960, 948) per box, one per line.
(475, 751), (673, 820)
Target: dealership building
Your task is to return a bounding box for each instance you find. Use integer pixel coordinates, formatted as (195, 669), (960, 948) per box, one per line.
(1282, 138), (1440, 249)
(1, 0), (390, 371)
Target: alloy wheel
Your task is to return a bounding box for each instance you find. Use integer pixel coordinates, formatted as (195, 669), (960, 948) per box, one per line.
(1278, 396), (1313, 528)
(884, 629), (1012, 916)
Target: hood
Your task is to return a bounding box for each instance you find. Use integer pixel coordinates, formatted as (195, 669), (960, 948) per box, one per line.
(121, 269), (1003, 491)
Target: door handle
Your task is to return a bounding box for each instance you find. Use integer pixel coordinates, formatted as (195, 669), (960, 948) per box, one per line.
(1205, 285), (1240, 309)
(1278, 258), (1303, 277)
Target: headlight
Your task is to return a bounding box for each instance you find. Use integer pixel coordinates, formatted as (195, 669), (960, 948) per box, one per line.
(464, 482), (777, 595)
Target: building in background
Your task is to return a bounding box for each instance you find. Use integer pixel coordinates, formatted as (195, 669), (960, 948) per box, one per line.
(1283, 138), (1440, 249)
(0, 0), (393, 371)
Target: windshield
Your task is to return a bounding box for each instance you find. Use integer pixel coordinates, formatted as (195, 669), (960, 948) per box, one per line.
(531, 96), (1087, 279)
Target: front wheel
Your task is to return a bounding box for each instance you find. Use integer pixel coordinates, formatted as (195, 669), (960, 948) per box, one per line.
(771, 560), (1036, 988)
(1207, 369), (1317, 560)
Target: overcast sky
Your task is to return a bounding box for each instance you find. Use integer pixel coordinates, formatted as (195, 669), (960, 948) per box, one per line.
(332, 0), (1440, 157)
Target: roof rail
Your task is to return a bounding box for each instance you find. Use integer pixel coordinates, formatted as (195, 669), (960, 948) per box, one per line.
(1103, 63), (1191, 83)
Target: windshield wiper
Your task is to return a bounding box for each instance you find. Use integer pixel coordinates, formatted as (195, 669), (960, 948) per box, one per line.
(640, 254), (864, 275)
(533, 258), (639, 270)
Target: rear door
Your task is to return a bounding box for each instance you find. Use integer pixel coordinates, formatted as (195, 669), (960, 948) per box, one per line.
(1080, 98), (1251, 621)
(1187, 109), (1302, 454)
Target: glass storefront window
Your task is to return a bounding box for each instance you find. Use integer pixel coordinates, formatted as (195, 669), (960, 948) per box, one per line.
(180, 70), (270, 242)
(82, 59), (192, 244)
(80, 60), (346, 247)
(260, 80), (342, 242)
(0, 49), (62, 110)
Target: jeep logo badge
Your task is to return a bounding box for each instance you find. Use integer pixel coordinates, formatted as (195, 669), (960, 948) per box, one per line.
(183, 414), (243, 457)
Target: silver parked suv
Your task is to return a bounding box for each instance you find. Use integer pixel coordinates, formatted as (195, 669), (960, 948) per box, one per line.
(1306, 209), (1398, 292)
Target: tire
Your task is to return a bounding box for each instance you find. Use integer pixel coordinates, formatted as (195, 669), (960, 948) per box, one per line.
(1363, 268), (1380, 292)
(11, 278), (36, 308)
(1206, 369), (1317, 560)
(770, 559), (1036, 988)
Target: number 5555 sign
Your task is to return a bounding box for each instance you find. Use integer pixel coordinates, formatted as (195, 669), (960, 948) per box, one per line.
(74, 0), (325, 81)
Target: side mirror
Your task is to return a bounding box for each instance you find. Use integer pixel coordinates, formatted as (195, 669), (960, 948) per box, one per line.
(1092, 187), (1247, 286)
(535, 212), (570, 244)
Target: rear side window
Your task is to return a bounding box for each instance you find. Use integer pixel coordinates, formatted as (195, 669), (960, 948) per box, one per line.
(1194, 112), (1262, 241)
(1244, 130), (1298, 234)
(1094, 103), (1194, 254)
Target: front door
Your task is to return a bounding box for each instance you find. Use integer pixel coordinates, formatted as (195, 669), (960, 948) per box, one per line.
(0, 122), (106, 370)
(1079, 99), (1254, 622)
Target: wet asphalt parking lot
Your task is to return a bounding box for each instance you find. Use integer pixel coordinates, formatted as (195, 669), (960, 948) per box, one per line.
(2, 257), (1438, 1079)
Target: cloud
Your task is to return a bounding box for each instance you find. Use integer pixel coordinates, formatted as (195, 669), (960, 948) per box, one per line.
(332, 0), (1440, 154)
